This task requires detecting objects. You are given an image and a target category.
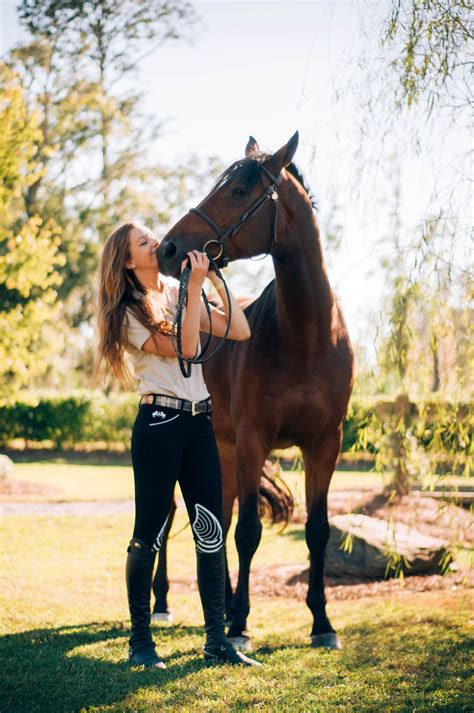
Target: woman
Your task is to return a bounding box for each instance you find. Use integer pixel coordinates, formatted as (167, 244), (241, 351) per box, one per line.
(95, 222), (260, 669)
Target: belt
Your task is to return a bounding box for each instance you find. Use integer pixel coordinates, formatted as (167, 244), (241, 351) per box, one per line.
(139, 393), (212, 416)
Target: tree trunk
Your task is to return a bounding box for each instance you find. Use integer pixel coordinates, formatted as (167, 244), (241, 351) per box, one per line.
(392, 394), (412, 496)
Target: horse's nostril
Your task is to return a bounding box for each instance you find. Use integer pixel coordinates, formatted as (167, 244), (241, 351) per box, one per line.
(164, 241), (177, 259)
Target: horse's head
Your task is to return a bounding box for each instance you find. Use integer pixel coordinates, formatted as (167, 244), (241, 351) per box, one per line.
(157, 132), (300, 277)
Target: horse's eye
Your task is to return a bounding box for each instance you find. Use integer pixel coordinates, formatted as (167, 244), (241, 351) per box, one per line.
(232, 187), (247, 198)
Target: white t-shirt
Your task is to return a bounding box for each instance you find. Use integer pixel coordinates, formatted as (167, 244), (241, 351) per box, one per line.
(123, 279), (210, 402)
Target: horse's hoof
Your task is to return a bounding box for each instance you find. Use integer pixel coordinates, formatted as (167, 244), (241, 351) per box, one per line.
(151, 611), (174, 625)
(227, 635), (253, 652)
(311, 633), (342, 650)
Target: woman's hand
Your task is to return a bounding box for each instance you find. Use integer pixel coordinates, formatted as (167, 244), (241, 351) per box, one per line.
(181, 250), (210, 291)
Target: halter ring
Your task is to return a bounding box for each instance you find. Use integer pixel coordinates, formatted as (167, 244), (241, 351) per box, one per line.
(203, 240), (224, 260)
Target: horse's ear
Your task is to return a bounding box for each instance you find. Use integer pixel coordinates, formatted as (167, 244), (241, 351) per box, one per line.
(245, 135), (260, 157)
(267, 131), (299, 171)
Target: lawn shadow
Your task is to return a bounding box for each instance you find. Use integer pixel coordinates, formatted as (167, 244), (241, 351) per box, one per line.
(256, 615), (472, 705)
(284, 527), (306, 541)
(0, 620), (213, 713)
(5, 449), (131, 467)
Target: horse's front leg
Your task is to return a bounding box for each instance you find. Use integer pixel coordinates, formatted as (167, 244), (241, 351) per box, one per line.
(226, 435), (266, 651)
(151, 497), (177, 623)
(303, 431), (342, 649)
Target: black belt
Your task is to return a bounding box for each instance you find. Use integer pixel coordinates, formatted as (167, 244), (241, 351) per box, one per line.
(139, 393), (212, 416)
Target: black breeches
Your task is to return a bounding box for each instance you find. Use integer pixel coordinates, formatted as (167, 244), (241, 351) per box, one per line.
(131, 404), (223, 553)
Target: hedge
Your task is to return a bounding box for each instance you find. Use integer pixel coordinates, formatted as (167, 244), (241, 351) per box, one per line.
(0, 394), (136, 449)
(0, 394), (471, 457)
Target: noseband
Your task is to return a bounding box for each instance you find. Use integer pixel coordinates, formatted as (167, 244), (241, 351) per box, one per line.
(189, 162), (283, 267)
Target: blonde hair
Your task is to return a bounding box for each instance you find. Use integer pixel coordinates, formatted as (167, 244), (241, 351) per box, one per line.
(94, 222), (167, 389)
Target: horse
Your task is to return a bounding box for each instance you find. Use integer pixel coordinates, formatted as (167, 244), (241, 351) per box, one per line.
(155, 132), (354, 650)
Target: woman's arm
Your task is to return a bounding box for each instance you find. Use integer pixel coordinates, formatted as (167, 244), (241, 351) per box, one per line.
(200, 273), (251, 340)
(142, 332), (177, 358)
(142, 251), (210, 358)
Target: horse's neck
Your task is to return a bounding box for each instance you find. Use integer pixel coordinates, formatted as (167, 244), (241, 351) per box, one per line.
(273, 206), (334, 349)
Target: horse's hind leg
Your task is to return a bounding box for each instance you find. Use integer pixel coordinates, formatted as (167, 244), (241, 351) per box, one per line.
(226, 434), (267, 650)
(303, 431), (342, 649)
(151, 497), (177, 623)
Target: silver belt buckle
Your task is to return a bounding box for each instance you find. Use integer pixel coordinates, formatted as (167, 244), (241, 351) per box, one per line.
(191, 401), (198, 416)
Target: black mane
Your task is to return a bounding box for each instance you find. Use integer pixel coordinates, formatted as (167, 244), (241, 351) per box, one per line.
(286, 163), (318, 210)
(213, 152), (317, 209)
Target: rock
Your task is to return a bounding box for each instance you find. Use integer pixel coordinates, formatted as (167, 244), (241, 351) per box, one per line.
(326, 513), (449, 578)
(0, 454), (14, 482)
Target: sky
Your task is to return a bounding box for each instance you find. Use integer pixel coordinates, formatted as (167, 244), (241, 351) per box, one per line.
(1, 1), (470, 354)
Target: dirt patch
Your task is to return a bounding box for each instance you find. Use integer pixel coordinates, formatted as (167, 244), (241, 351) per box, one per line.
(0, 479), (60, 497)
(2, 499), (134, 516)
(248, 563), (473, 601)
(165, 565), (472, 602)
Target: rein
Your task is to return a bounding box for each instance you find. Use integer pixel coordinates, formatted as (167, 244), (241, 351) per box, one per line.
(170, 257), (233, 378)
(171, 161), (282, 378)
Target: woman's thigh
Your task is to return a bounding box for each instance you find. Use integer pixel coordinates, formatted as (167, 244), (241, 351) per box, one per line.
(178, 414), (224, 553)
(131, 405), (184, 549)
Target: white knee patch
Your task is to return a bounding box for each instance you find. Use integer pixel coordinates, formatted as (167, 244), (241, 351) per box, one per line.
(152, 513), (170, 552)
(192, 504), (223, 553)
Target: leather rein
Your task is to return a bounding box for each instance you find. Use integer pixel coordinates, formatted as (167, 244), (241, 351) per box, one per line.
(171, 161), (283, 378)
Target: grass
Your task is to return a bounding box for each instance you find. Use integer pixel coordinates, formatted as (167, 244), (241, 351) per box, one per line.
(10, 462), (135, 501)
(6, 458), (471, 503)
(1, 509), (473, 712)
(7, 462), (387, 502)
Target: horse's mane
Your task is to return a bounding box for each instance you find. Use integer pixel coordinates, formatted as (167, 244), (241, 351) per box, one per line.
(213, 153), (318, 210)
(242, 279), (276, 323)
(286, 163), (318, 210)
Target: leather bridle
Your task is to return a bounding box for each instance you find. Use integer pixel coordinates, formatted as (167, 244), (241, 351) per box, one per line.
(189, 162), (283, 267)
(171, 160), (283, 378)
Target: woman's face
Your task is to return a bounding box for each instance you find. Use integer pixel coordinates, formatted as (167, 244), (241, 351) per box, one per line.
(127, 225), (160, 271)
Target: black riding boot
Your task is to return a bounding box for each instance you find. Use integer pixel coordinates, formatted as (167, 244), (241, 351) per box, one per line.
(125, 538), (166, 669)
(196, 547), (261, 667)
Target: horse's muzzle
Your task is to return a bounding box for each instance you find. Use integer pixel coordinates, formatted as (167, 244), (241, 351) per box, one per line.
(156, 239), (180, 277)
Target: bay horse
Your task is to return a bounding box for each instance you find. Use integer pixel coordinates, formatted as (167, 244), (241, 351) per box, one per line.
(155, 132), (354, 649)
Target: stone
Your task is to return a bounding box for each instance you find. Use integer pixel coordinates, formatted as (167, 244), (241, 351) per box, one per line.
(0, 454), (14, 482)
(326, 513), (448, 578)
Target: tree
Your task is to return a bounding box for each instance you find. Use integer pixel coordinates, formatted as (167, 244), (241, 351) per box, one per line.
(8, 0), (199, 327)
(1, 0), (213, 391)
(354, 1), (473, 402)
(382, 0), (473, 112)
(0, 64), (65, 396)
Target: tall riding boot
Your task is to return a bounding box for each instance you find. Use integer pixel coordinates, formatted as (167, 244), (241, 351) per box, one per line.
(196, 547), (261, 667)
(125, 538), (166, 669)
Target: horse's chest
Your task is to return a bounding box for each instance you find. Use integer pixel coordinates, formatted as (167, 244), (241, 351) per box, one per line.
(254, 384), (327, 437)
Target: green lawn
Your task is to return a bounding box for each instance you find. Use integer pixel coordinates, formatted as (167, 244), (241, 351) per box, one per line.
(1, 510), (472, 712)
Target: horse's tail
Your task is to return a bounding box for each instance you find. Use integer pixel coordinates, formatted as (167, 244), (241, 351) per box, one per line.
(258, 460), (294, 529)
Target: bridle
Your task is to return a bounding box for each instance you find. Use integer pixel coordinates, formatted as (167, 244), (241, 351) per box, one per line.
(189, 161), (283, 267)
(171, 160), (283, 378)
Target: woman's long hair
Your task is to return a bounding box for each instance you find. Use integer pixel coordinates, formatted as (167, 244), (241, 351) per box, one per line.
(94, 222), (167, 389)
